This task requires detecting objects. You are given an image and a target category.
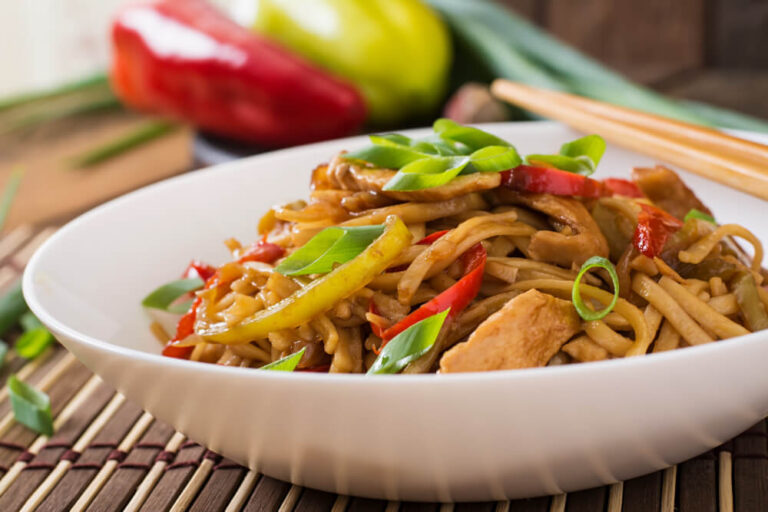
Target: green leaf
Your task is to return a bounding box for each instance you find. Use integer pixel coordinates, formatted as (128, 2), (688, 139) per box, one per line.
(168, 299), (195, 315)
(20, 311), (43, 332)
(433, 118), (512, 151)
(275, 225), (386, 276)
(527, 135), (606, 175)
(0, 167), (24, 233)
(367, 309), (450, 375)
(260, 347), (306, 371)
(0, 282), (29, 337)
(684, 208), (715, 224)
(468, 145), (521, 172)
(142, 278), (204, 311)
(8, 375), (53, 436)
(383, 156), (471, 191)
(572, 256), (620, 321)
(15, 328), (54, 359)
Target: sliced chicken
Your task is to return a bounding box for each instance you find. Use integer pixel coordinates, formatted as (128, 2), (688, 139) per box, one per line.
(632, 166), (711, 220)
(439, 289), (580, 373)
(496, 190), (609, 267)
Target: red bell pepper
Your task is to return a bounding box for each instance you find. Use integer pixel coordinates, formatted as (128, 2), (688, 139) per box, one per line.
(111, 0), (366, 147)
(603, 178), (643, 198)
(377, 243), (486, 347)
(238, 237), (285, 264)
(416, 230), (450, 245)
(501, 165), (608, 198)
(182, 260), (217, 281)
(632, 203), (683, 258)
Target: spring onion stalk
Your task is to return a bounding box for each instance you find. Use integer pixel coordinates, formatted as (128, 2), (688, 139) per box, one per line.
(260, 347), (306, 371)
(572, 256), (620, 321)
(368, 309), (450, 375)
(8, 375), (53, 436)
(0, 74), (109, 113)
(0, 283), (29, 336)
(684, 209), (715, 224)
(681, 100), (768, 134)
(142, 278), (204, 311)
(70, 120), (177, 168)
(2, 96), (121, 135)
(276, 225), (385, 276)
(0, 167), (24, 232)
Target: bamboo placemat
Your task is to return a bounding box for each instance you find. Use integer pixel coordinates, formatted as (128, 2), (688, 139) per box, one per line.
(0, 224), (766, 512)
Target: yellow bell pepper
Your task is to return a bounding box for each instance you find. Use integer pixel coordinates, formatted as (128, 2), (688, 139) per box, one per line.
(246, 0), (452, 125)
(197, 215), (412, 344)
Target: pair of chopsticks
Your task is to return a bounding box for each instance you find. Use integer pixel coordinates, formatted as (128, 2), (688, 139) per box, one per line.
(491, 79), (768, 201)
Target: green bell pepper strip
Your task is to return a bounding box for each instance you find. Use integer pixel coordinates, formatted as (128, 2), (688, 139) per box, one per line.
(247, 0), (452, 125)
(195, 215), (412, 344)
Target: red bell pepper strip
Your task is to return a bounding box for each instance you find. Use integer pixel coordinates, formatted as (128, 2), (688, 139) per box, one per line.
(416, 230), (450, 245)
(182, 260), (217, 281)
(111, 0), (366, 147)
(632, 203), (684, 258)
(162, 296), (202, 359)
(603, 178), (644, 198)
(238, 237), (285, 264)
(501, 165), (608, 198)
(378, 243), (487, 346)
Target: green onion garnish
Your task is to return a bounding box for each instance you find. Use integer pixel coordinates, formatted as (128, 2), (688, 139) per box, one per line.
(433, 118), (512, 150)
(684, 208), (715, 224)
(260, 347), (306, 371)
(527, 134), (606, 176)
(20, 311), (43, 332)
(382, 156), (471, 191)
(142, 277), (204, 311)
(15, 328), (54, 359)
(368, 308), (450, 375)
(572, 256), (620, 321)
(0, 167), (24, 232)
(0, 282), (30, 337)
(275, 225), (385, 276)
(70, 120), (177, 168)
(8, 375), (53, 436)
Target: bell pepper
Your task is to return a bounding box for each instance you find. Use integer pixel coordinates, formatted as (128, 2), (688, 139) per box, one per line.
(378, 243), (486, 347)
(197, 215), (412, 344)
(632, 203), (683, 258)
(501, 165), (609, 198)
(111, 0), (366, 147)
(246, 0), (451, 125)
(603, 178), (644, 198)
(238, 237), (285, 264)
(182, 260), (217, 281)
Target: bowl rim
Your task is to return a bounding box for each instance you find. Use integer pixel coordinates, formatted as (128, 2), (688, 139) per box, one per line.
(22, 120), (768, 385)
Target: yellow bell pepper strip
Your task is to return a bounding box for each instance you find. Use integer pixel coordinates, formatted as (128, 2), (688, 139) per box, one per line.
(247, 0), (452, 125)
(195, 215), (412, 344)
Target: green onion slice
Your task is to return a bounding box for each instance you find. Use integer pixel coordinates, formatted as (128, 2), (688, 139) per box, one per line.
(344, 144), (429, 169)
(15, 328), (54, 359)
(527, 134), (606, 176)
(142, 277), (204, 311)
(20, 311), (43, 332)
(383, 156), (471, 191)
(468, 145), (521, 172)
(275, 225), (386, 276)
(0, 340), (8, 371)
(433, 118), (511, 150)
(684, 208), (715, 224)
(572, 256), (620, 321)
(367, 308), (450, 375)
(260, 347), (306, 371)
(8, 375), (53, 436)
(0, 282), (29, 337)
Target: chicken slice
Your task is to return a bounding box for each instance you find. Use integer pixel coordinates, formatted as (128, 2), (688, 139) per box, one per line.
(632, 165), (711, 220)
(439, 289), (580, 373)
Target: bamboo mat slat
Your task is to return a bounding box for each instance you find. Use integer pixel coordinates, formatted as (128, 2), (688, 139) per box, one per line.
(0, 224), (764, 511)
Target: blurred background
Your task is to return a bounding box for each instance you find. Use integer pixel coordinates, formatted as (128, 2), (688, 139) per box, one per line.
(0, 0), (766, 230)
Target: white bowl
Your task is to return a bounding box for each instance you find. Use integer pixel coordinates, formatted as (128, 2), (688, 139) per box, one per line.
(23, 122), (768, 502)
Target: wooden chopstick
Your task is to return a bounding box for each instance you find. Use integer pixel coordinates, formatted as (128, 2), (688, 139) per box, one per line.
(490, 79), (768, 201)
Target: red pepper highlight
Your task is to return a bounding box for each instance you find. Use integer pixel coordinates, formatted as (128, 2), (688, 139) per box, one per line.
(111, 0), (366, 147)
(501, 165), (608, 198)
(603, 178), (644, 198)
(632, 203), (684, 258)
(378, 243), (486, 347)
(238, 237), (285, 264)
(182, 260), (217, 281)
